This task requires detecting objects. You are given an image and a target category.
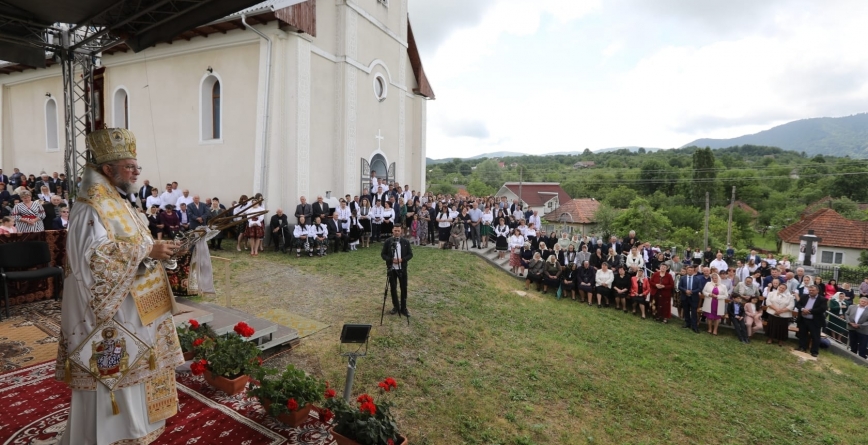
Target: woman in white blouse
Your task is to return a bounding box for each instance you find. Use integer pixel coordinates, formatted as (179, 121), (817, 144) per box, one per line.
(764, 283), (795, 346)
(480, 207), (493, 249)
(494, 218), (510, 260)
(507, 228), (525, 275)
(245, 200), (265, 256)
(624, 246), (645, 271)
(594, 262), (614, 308)
(293, 215), (311, 257)
(701, 273), (728, 335)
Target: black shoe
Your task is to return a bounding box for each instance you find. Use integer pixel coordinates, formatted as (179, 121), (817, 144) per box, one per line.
(811, 352), (818, 357)
(401, 308), (411, 317)
(389, 308), (399, 315)
(693, 328), (700, 333)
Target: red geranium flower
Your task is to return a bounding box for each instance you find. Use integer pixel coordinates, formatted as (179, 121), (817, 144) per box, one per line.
(189, 319), (200, 330)
(378, 381), (390, 392)
(385, 377), (397, 389)
(324, 388), (336, 399)
(357, 394), (373, 405)
(317, 407), (334, 423)
(287, 398), (299, 412)
(192, 338), (204, 347)
(190, 359), (207, 376)
(360, 401), (377, 416)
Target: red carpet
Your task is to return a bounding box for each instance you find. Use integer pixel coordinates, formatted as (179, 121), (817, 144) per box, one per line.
(0, 361), (335, 444)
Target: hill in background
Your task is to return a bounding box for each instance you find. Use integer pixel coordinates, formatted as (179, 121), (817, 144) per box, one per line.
(683, 113), (868, 158)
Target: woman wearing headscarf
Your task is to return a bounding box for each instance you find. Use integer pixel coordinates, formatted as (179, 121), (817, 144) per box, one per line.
(577, 260), (596, 305)
(701, 273), (728, 335)
(765, 283), (795, 346)
(594, 262), (614, 308)
(612, 265), (631, 313)
(294, 215), (311, 257)
(562, 262), (579, 301)
(495, 217), (511, 260)
(542, 255), (562, 294)
(650, 263), (675, 323)
(525, 252), (544, 292)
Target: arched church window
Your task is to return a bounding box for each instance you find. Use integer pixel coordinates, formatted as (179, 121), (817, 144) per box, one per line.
(45, 98), (59, 151)
(113, 87), (130, 129)
(200, 74), (223, 143)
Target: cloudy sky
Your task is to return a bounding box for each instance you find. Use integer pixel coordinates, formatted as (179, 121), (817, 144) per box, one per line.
(408, 0), (868, 159)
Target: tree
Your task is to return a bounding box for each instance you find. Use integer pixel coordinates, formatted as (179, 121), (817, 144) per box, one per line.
(603, 186), (638, 209)
(592, 202), (619, 239)
(473, 159), (503, 189)
(692, 147), (717, 205)
(459, 163), (472, 176)
(428, 183), (457, 195)
(610, 198), (672, 243)
(639, 159), (675, 195)
(466, 179), (494, 197)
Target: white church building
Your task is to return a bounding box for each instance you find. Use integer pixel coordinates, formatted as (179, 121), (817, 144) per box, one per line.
(0, 0), (434, 212)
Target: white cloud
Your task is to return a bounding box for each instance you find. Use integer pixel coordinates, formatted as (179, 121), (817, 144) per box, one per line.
(414, 0), (868, 158)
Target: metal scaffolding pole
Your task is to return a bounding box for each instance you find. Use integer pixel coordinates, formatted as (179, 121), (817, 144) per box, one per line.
(60, 28), (98, 199)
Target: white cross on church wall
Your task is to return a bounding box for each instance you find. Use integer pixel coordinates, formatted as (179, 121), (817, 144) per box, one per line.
(375, 129), (384, 151)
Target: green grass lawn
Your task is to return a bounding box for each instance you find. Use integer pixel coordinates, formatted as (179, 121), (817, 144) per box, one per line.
(238, 245), (868, 445)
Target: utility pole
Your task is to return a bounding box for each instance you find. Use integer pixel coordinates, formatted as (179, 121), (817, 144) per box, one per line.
(726, 186), (736, 247)
(704, 192), (710, 250)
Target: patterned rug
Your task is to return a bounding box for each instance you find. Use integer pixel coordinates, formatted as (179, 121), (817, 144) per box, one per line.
(259, 309), (329, 338)
(0, 361), (336, 444)
(0, 300), (62, 371)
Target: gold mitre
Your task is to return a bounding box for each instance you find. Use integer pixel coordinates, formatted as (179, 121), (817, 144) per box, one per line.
(86, 128), (137, 164)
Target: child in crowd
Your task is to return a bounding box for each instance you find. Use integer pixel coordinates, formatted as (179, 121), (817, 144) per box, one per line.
(409, 214), (420, 246)
(0, 215), (16, 234)
(744, 295), (764, 339)
(727, 294), (750, 344)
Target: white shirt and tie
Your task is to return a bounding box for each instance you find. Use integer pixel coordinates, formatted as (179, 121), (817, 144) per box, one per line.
(392, 239), (402, 270)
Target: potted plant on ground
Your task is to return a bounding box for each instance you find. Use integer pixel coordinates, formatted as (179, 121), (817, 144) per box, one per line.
(191, 321), (261, 395)
(247, 364), (327, 427)
(176, 319), (216, 361)
(321, 377), (406, 445)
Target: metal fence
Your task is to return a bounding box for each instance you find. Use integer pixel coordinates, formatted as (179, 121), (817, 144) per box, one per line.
(801, 264), (865, 285)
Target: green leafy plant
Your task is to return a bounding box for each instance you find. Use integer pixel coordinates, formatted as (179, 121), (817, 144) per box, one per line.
(176, 319), (216, 353)
(322, 377), (402, 445)
(191, 321), (261, 379)
(247, 364), (327, 416)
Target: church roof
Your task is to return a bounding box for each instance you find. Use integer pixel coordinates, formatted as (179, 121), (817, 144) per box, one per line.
(777, 208), (868, 250)
(500, 182), (571, 208)
(408, 21), (435, 99)
(543, 198), (600, 224)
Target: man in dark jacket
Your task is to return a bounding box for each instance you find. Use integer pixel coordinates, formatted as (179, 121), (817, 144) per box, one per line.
(381, 225), (413, 317)
(796, 285), (828, 357)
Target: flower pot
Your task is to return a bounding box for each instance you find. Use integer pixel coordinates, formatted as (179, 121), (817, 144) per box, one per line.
(329, 427), (407, 445)
(183, 350), (194, 361)
(202, 371), (249, 396)
(261, 399), (312, 427)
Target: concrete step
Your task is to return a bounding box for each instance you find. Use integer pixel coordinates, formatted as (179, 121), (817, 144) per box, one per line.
(175, 298), (297, 351)
(174, 302), (214, 326)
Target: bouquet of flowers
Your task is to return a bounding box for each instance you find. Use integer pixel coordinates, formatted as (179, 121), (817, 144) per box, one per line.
(322, 377), (403, 445)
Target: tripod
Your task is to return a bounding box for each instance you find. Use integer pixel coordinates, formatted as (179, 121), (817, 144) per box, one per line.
(381, 268), (410, 326)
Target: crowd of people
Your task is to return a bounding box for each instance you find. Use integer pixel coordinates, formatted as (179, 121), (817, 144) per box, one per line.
(5, 164), (867, 360)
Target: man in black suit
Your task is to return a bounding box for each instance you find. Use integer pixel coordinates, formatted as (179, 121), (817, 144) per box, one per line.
(311, 195), (329, 223)
(138, 179), (154, 210)
(0, 168), (8, 186)
(269, 209), (290, 252)
(326, 211), (348, 253)
(678, 265), (704, 333)
(796, 285), (827, 357)
(381, 225), (413, 317)
(294, 196), (312, 223)
(35, 172), (56, 194)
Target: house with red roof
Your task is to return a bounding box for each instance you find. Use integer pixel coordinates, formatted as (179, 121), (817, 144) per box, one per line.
(777, 208), (868, 267)
(543, 198), (600, 236)
(495, 182), (571, 216)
